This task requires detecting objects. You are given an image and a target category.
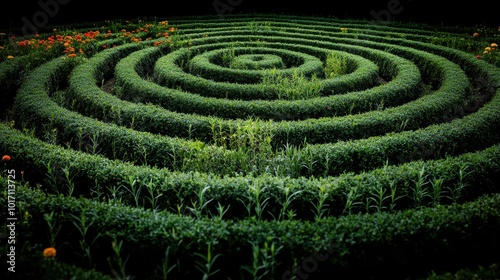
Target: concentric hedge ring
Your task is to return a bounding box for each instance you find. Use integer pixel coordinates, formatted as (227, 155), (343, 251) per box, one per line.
(1, 14), (500, 280)
(228, 53), (285, 70)
(186, 46), (324, 83)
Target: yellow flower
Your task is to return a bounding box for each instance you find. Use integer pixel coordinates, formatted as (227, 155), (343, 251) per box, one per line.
(43, 247), (56, 258)
(491, 43), (498, 48)
(485, 47), (491, 52)
(6, 55), (14, 59)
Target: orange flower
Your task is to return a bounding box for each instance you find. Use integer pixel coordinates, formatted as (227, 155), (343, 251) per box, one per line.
(473, 32), (479, 37)
(1, 155), (11, 161)
(68, 53), (77, 57)
(43, 247), (57, 258)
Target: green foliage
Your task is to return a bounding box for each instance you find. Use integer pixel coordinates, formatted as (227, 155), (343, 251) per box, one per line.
(324, 51), (349, 78)
(260, 67), (322, 100)
(426, 262), (500, 280)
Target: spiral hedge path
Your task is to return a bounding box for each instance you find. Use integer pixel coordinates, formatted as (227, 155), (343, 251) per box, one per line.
(1, 14), (500, 279)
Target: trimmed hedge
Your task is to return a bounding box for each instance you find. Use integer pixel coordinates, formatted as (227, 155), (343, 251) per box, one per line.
(13, 51), (499, 179)
(2, 121), (500, 220)
(3, 180), (499, 279)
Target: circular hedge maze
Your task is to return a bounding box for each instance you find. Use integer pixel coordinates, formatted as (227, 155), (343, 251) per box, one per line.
(1, 14), (500, 279)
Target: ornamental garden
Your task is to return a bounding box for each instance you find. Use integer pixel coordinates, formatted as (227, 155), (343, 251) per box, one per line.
(1, 14), (500, 280)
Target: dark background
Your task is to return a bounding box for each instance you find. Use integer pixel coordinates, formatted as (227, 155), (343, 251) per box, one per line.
(1, 0), (497, 34)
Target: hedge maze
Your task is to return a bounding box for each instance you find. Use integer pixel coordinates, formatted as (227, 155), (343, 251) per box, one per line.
(1, 14), (500, 279)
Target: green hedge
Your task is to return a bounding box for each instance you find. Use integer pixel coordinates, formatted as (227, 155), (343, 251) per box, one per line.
(2, 121), (500, 220)
(70, 33), (466, 149)
(11, 19), (500, 181)
(3, 14), (500, 280)
(113, 39), (414, 120)
(3, 181), (499, 279)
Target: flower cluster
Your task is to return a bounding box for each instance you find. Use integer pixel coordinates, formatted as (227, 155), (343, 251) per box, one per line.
(472, 24), (499, 66)
(484, 42), (498, 54)
(1, 19), (176, 61)
(476, 42), (499, 63)
(1, 30), (102, 59)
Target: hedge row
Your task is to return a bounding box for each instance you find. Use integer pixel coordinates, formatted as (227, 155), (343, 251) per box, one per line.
(2, 120), (500, 220)
(11, 56), (226, 170)
(169, 14), (445, 37)
(3, 179), (499, 279)
(116, 39), (416, 120)
(12, 46), (498, 178)
(175, 45), (327, 86)
(153, 43), (379, 100)
(70, 33), (470, 149)
(0, 55), (31, 117)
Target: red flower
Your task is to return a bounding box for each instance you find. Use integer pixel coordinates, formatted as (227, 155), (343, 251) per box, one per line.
(476, 55), (482, 59)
